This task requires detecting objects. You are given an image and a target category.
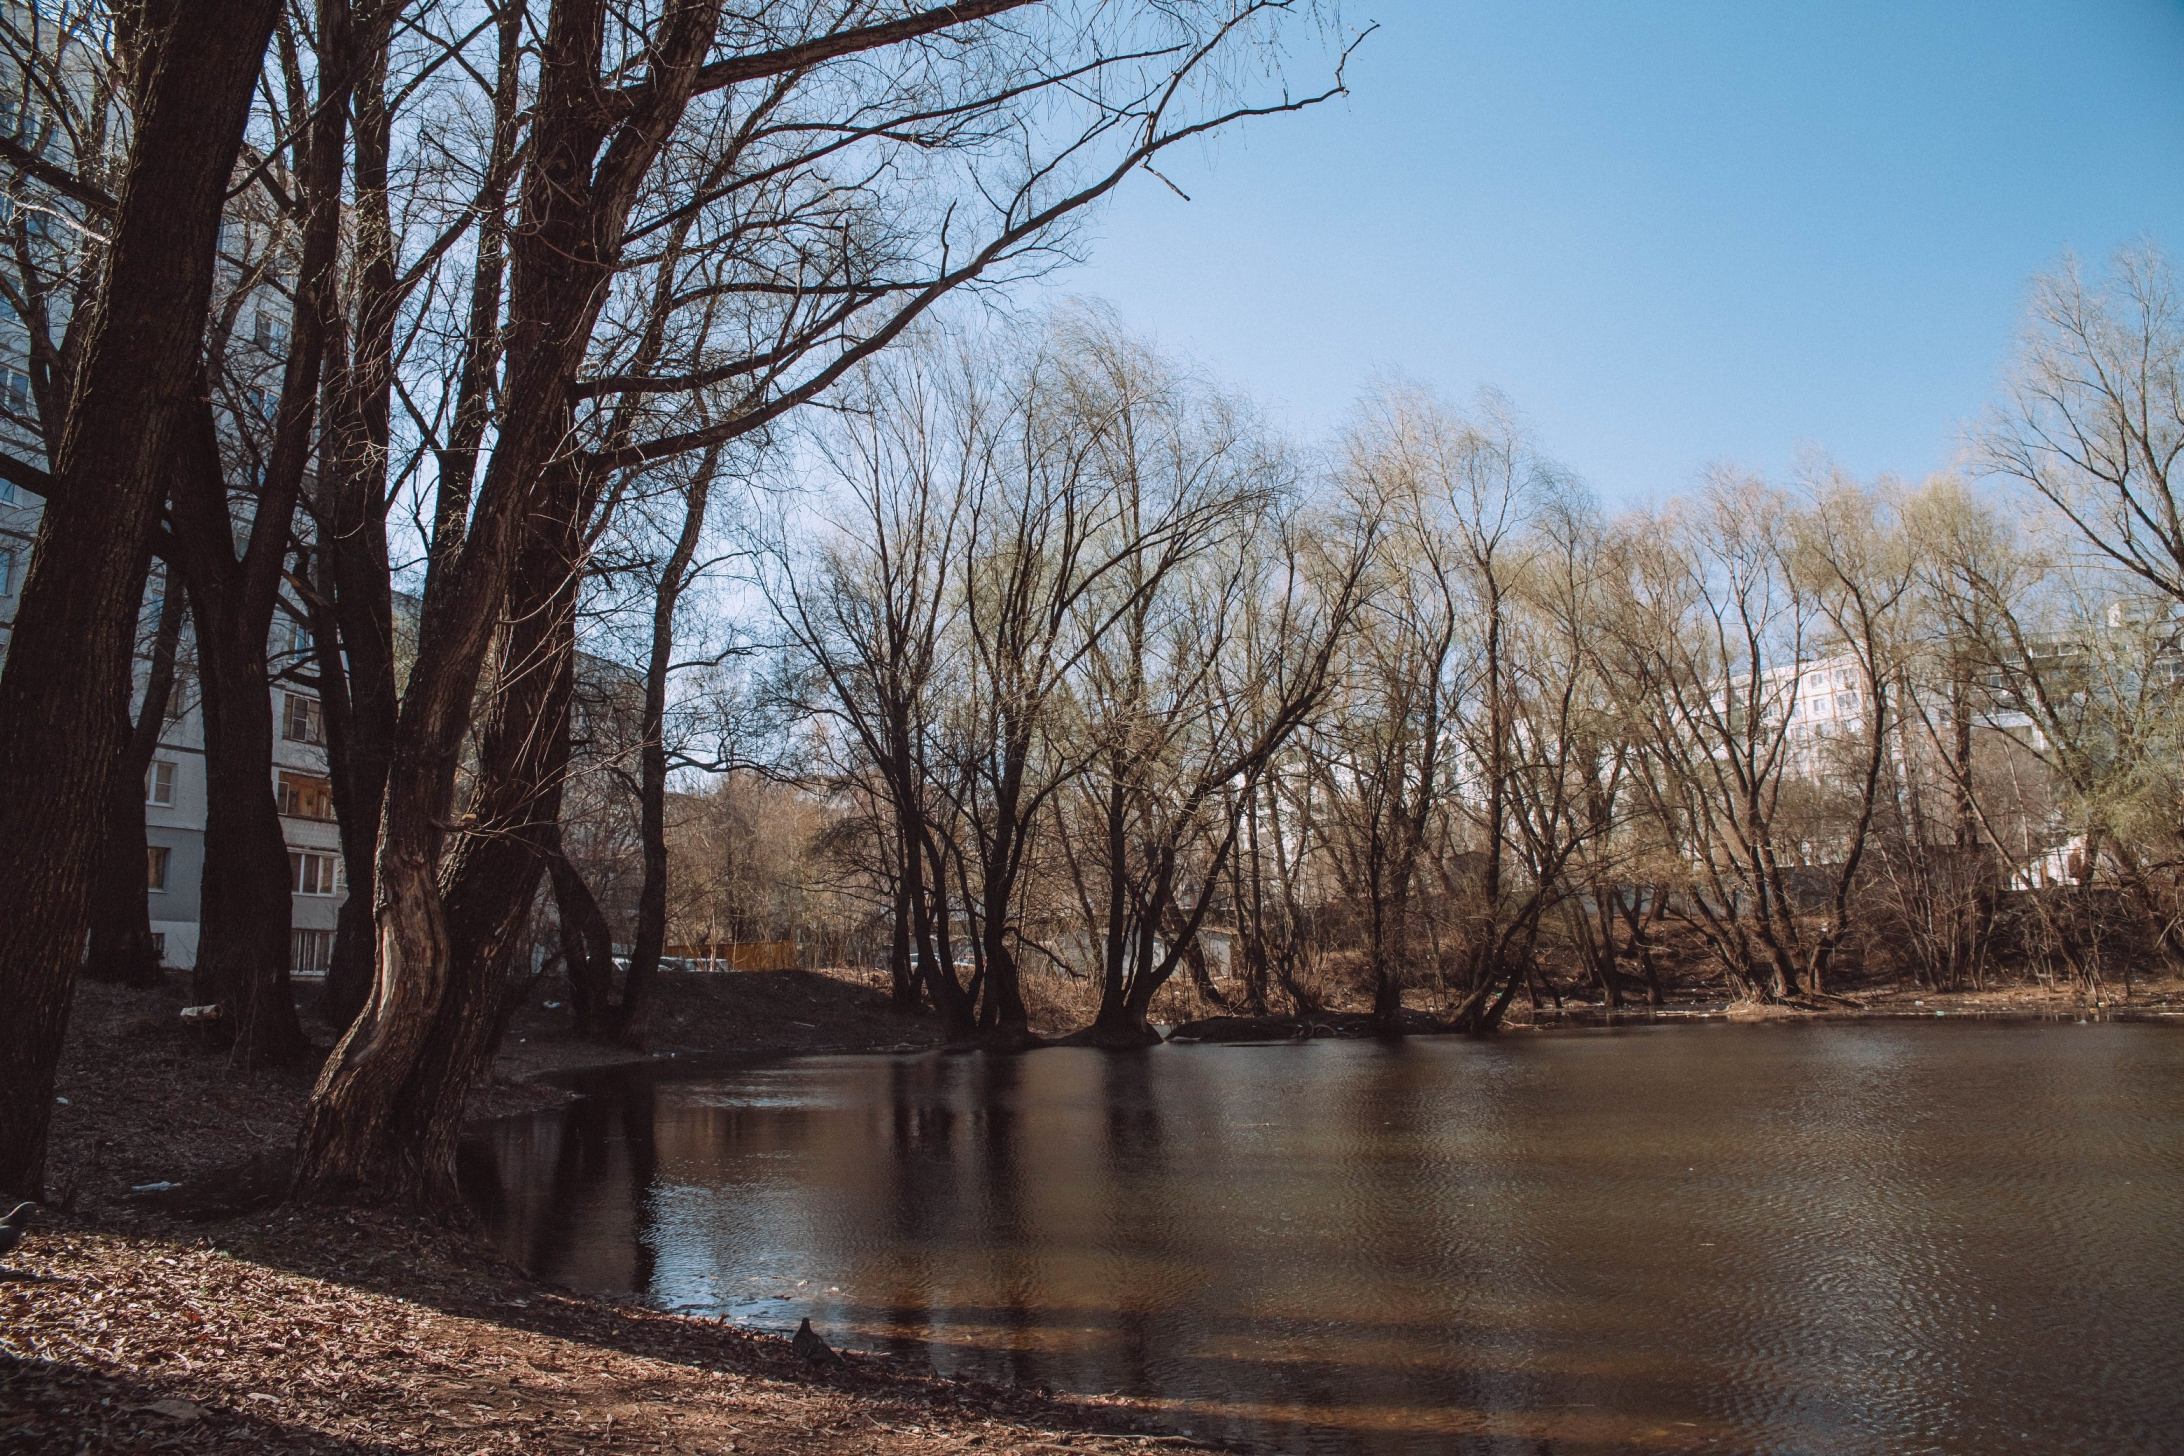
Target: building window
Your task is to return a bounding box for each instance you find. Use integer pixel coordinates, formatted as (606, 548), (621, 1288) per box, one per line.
(253, 310), (290, 357)
(281, 691), (323, 744)
(0, 367), (30, 415)
(146, 759), (176, 806)
(0, 545), (15, 597)
(146, 845), (171, 892)
(291, 928), (334, 977)
(290, 850), (341, 896)
(277, 770), (335, 821)
(281, 615), (314, 657)
(150, 931), (167, 965)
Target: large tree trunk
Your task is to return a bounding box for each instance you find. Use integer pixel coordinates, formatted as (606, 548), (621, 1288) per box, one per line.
(190, 636), (309, 1060)
(887, 837), (919, 1010)
(170, 403), (310, 1065)
(296, 453), (585, 1211)
(1369, 885), (1406, 1033)
(85, 580), (188, 987)
(291, 0), (720, 1212)
(0, 1), (278, 1198)
(974, 819), (1034, 1049)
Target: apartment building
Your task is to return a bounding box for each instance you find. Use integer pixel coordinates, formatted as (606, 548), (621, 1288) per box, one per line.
(0, 523), (341, 971)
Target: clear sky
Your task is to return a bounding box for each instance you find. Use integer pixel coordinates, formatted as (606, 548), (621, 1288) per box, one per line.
(1040, 0), (2184, 505)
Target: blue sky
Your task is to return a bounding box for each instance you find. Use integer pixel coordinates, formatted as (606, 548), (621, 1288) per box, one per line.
(1041, 0), (2184, 505)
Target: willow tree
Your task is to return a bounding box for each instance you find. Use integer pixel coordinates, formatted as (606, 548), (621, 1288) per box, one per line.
(1052, 325), (1366, 1045)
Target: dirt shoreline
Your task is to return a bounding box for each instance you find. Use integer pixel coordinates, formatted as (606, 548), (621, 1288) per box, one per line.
(11, 967), (2180, 1454)
(4, 970), (1235, 1454)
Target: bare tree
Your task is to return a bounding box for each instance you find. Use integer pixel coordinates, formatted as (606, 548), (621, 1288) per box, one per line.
(0, 0), (279, 1197)
(1054, 328), (1365, 1043)
(1985, 247), (2184, 611)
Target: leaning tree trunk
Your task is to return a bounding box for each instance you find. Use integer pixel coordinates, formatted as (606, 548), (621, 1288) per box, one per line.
(0, 0), (278, 1198)
(85, 581), (187, 987)
(314, 538), (396, 1032)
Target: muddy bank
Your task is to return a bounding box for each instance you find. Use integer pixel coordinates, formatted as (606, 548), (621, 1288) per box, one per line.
(1167, 977), (2184, 1043)
(39, 969), (938, 1220)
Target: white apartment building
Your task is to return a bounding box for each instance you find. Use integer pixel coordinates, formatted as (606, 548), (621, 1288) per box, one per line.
(0, 512), (346, 973)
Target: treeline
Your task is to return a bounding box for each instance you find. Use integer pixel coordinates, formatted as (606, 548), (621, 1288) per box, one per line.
(0, 1), (1357, 1206)
(0, 2), (2174, 1221)
(771, 261), (2184, 1042)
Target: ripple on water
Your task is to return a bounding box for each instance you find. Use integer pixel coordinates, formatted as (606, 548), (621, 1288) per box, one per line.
(464, 1023), (2184, 1455)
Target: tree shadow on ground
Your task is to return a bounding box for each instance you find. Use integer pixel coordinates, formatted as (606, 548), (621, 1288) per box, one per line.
(0, 1356), (413, 1455)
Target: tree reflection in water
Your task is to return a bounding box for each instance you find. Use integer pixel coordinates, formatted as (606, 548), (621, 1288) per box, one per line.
(463, 1026), (2184, 1455)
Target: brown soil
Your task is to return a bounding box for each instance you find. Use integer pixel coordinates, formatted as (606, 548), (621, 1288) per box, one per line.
(36, 969), (942, 1220)
(2, 1215), (1217, 1455)
(7, 973), (1217, 1455)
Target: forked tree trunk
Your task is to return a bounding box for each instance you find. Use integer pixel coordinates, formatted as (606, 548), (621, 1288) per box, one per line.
(0, 1), (278, 1198)
(170, 400), (309, 1064)
(166, 0), (355, 1060)
(905, 815), (976, 1040)
(887, 852), (919, 1010)
(292, 0), (719, 1212)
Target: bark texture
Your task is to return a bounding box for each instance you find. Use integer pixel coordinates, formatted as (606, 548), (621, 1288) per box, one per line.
(0, 0), (279, 1198)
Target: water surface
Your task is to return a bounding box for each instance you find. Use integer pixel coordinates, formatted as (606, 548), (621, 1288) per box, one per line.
(463, 1022), (2184, 1453)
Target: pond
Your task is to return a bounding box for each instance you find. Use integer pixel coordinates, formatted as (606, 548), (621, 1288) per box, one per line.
(462, 1022), (2184, 1454)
